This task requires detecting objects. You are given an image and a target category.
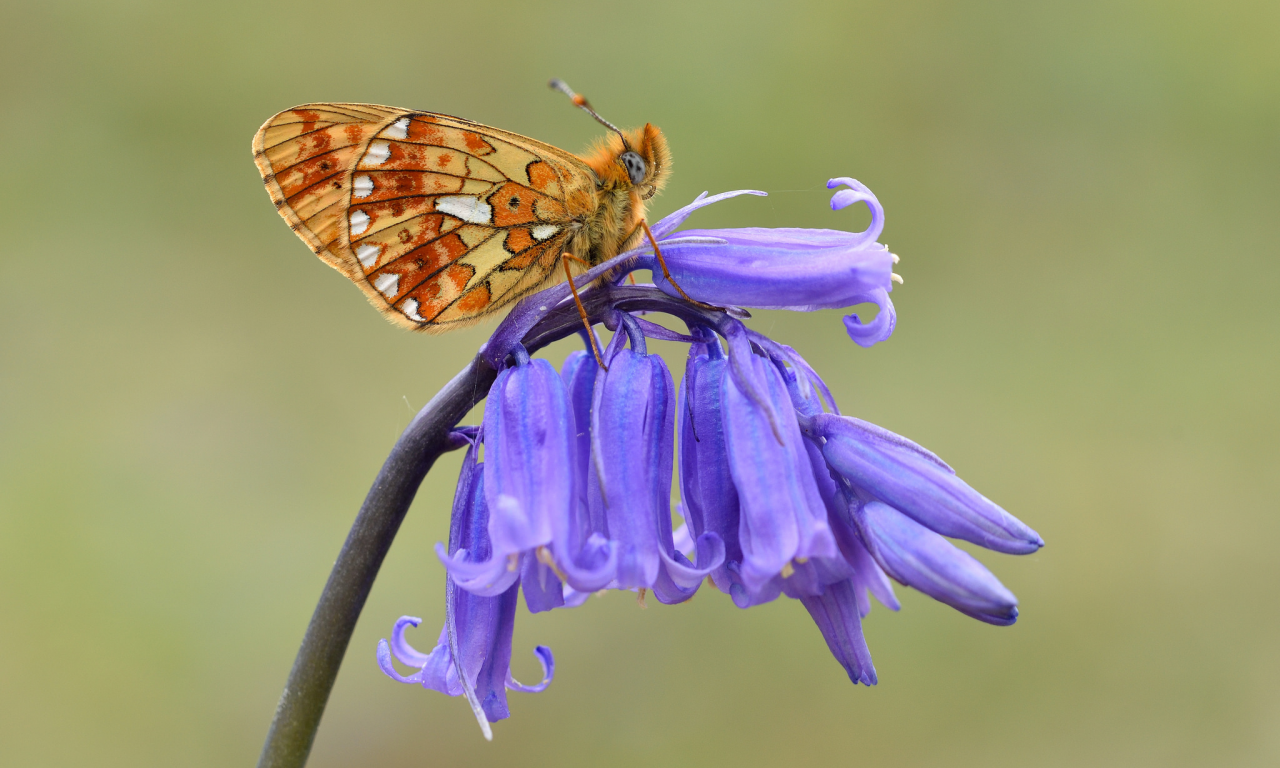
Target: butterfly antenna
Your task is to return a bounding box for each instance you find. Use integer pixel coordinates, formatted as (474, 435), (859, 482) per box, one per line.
(548, 78), (632, 151)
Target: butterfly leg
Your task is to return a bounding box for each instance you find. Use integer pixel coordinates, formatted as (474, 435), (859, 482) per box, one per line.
(638, 220), (720, 311)
(561, 254), (609, 371)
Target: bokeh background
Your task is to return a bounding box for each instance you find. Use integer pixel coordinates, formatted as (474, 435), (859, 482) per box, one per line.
(2, 1), (1277, 766)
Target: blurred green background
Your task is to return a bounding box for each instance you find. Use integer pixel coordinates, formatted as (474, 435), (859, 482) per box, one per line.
(2, 1), (1277, 766)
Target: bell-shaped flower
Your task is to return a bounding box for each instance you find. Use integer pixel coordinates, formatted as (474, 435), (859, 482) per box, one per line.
(718, 339), (838, 596)
(649, 179), (899, 347)
(677, 332), (742, 593)
(587, 316), (724, 603)
(378, 440), (553, 735)
(805, 413), (1044, 555)
(436, 345), (573, 603)
(551, 344), (617, 593)
(854, 500), (1019, 625)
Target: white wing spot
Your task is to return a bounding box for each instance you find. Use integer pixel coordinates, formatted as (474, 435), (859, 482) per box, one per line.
(373, 272), (400, 299)
(365, 141), (391, 165)
(352, 175), (374, 199)
(384, 117), (410, 140)
(349, 210), (370, 236)
(355, 243), (381, 269)
(403, 297), (426, 322)
(531, 224), (559, 241)
(436, 196), (493, 225)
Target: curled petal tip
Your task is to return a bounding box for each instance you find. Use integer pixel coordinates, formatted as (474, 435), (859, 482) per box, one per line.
(828, 188), (863, 212)
(827, 177), (865, 191)
(822, 178), (884, 247)
(376, 638), (426, 684)
(842, 289), (897, 348)
(507, 645), (555, 693)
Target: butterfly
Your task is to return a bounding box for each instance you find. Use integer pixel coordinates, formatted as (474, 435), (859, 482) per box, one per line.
(252, 80), (671, 335)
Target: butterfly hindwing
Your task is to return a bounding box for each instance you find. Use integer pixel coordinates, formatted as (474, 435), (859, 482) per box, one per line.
(253, 103), (593, 332)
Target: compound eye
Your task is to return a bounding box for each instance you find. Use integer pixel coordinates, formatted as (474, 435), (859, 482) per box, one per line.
(620, 151), (647, 186)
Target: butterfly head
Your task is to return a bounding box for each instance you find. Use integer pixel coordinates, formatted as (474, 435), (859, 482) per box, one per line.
(550, 78), (670, 199)
(589, 124), (670, 200)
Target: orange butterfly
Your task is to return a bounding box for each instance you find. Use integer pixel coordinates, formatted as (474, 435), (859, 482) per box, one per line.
(252, 80), (671, 336)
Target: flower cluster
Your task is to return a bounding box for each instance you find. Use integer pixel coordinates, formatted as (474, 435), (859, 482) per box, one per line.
(377, 179), (1042, 736)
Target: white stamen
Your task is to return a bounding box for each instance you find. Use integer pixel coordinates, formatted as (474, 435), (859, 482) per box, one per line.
(891, 273), (904, 284)
(365, 141), (391, 165)
(373, 272), (399, 298)
(531, 224), (559, 241)
(349, 210), (370, 236)
(891, 252), (900, 264)
(355, 243), (380, 268)
(384, 117), (410, 140)
(435, 195), (493, 225)
(403, 297), (426, 322)
(352, 175), (373, 199)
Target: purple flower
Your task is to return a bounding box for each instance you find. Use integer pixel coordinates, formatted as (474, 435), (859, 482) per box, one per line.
(433, 345), (573, 609)
(383, 176), (1043, 732)
(719, 336), (838, 596)
(649, 179), (900, 347)
(481, 180), (898, 369)
(378, 438), (553, 739)
(804, 413), (1044, 555)
(854, 500), (1019, 625)
(573, 316), (724, 602)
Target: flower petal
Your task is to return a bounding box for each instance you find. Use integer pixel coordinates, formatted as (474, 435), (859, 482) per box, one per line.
(842, 287), (897, 348)
(589, 338), (675, 590)
(519, 551), (565, 614)
(389, 615), (433, 667)
(555, 347), (618, 592)
(800, 579), (878, 686)
(678, 341), (743, 592)
(471, 582), (521, 723)
(650, 188), (768, 240)
(376, 638), (426, 685)
(722, 351), (837, 592)
(656, 229), (894, 312)
(856, 501), (1019, 625)
(483, 356), (573, 556)
(811, 414), (1043, 554)
(654, 532), (726, 603)
(802, 436), (898, 614)
(506, 645), (555, 693)
(826, 177), (884, 248)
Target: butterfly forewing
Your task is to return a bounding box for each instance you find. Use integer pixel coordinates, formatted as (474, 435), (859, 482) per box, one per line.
(253, 103), (595, 332)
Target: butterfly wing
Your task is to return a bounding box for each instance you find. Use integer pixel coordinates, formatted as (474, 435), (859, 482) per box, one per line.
(253, 103), (596, 332)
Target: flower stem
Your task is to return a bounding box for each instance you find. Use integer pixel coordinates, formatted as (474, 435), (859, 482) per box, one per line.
(255, 359), (496, 768)
(256, 286), (726, 767)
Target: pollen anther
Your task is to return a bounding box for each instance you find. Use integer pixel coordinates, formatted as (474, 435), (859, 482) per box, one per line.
(535, 545), (568, 582)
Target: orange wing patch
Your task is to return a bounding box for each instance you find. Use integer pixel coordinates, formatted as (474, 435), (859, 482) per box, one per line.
(254, 103), (595, 333)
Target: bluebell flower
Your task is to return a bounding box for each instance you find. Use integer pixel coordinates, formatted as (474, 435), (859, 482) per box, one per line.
(653, 179), (899, 347)
(430, 345), (575, 612)
(382, 177), (1042, 732)
(378, 437), (553, 739)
